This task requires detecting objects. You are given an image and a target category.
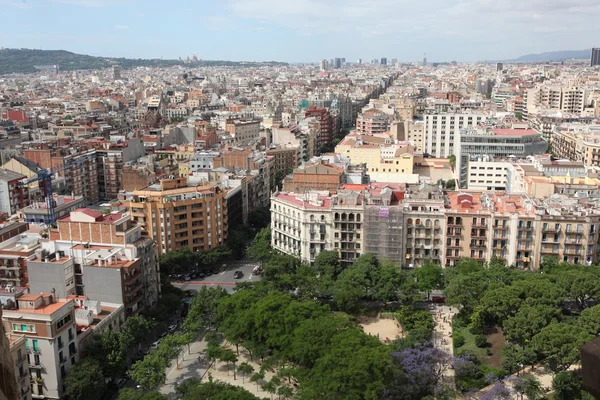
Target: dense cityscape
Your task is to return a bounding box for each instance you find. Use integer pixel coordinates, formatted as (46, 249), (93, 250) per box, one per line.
(1, 45), (600, 400)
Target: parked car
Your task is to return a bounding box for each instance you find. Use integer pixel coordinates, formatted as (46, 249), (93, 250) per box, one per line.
(190, 273), (197, 279)
(233, 271), (243, 279)
(432, 296), (446, 303)
(252, 265), (263, 275)
(168, 324), (178, 333)
(117, 378), (127, 388)
(183, 275), (191, 281)
(151, 340), (160, 349)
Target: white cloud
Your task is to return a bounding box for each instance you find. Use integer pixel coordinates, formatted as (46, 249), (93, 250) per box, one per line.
(113, 24), (129, 30)
(226, 0), (600, 59)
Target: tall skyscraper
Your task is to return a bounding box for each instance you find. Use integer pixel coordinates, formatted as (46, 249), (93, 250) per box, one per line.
(334, 58), (342, 69)
(391, 58), (398, 66)
(496, 62), (504, 72)
(320, 59), (329, 71)
(381, 57), (387, 65)
(357, 58), (362, 64)
(423, 52), (427, 67)
(591, 48), (600, 67)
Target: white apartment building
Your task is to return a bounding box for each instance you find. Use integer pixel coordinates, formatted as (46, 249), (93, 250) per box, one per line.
(190, 151), (221, 171)
(465, 156), (511, 191)
(271, 191), (364, 266)
(424, 113), (488, 157)
(526, 86), (591, 115)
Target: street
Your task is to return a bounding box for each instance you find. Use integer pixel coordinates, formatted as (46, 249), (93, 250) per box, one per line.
(172, 257), (262, 293)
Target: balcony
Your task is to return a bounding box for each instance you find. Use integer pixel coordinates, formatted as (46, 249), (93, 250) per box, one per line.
(565, 230), (584, 236)
(122, 269), (142, 286)
(543, 225), (561, 233)
(27, 348), (41, 355)
(30, 361), (44, 369)
(518, 225), (534, 231)
(541, 249), (560, 255)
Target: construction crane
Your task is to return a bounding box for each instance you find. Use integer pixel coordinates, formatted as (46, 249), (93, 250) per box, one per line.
(20, 169), (57, 224)
(20, 163), (78, 225)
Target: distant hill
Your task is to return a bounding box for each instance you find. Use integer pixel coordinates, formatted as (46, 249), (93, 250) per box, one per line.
(0, 48), (286, 75)
(508, 49), (591, 62)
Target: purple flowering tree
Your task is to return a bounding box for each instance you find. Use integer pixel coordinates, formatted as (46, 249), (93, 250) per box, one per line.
(479, 381), (513, 400)
(384, 343), (452, 400)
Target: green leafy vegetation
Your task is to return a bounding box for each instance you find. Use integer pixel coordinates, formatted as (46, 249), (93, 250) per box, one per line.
(0, 48), (287, 75)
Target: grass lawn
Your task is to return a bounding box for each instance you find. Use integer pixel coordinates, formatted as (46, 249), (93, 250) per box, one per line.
(453, 326), (505, 369)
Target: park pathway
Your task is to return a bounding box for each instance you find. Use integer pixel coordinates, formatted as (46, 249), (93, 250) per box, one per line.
(431, 304), (458, 384)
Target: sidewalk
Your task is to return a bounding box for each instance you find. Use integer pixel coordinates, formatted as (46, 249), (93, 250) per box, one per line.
(158, 338), (209, 399)
(431, 304), (457, 382)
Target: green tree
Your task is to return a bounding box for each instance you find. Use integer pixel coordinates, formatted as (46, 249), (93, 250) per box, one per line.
(580, 303), (600, 334)
(277, 384), (294, 400)
(261, 379), (277, 400)
(181, 380), (261, 400)
(556, 269), (600, 310)
(531, 323), (593, 372)
(373, 262), (403, 305)
(117, 389), (168, 400)
(445, 179), (456, 190)
(250, 371), (265, 392)
(301, 329), (392, 400)
(84, 330), (127, 380)
(503, 304), (560, 347)
(512, 374), (543, 400)
(63, 358), (105, 400)
(220, 347), (238, 379)
(501, 343), (525, 375)
(129, 354), (168, 390)
(237, 362), (254, 383)
(121, 316), (155, 350)
(444, 273), (486, 314)
(553, 371), (584, 400)
(184, 286), (228, 333)
(247, 227), (272, 263)
(448, 154), (456, 168)
(415, 261), (444, 296)
(314, 250), (342, 279)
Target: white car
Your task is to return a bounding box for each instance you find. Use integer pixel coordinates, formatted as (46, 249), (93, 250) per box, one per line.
(168, 324), (177, 333)
(151, 340), (160, 349)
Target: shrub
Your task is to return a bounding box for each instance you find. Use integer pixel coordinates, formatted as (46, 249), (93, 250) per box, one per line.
(475, 334), (488, 348)
(453, 333), (465, 348)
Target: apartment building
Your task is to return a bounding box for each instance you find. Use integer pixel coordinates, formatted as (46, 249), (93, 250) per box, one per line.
(8, 333), (31, 400)
(0, 309), (18, 400)
(271, 190), (362, 266)
(125, 177), (227, 254)
(283, 162), (344, 193)
(391, 120), (425, 153)
(22, 148), (99, 205)
(21, 195), (85, 224)
(464, 156), (510, 191)
(0, 169), (29, 216)
(526, 85), (591, 115)
(356, 109), (391, 135)
(402, 184), (446, 268)
(84, 139), (145, 201)
(305, 106), (334, 146)
(2, 294), (78, 400)
(225, 120), (260, 145)
(0, 230), (41, 289)
(28, 208), (160, 312)
(423, 113), (488, 157)
(552, 123), (600, 167)
(457, 128), (547, 189)
(266, 145), (299, 175)
(272, 125), (318, 163)
(335, 139), (417, 183)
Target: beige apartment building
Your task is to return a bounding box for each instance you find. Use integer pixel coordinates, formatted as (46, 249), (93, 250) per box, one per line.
(551, 123), (600, 167)
(126, 177), (227, 255)
(272, 183), (600, 270)
(8, 334), (31, 400)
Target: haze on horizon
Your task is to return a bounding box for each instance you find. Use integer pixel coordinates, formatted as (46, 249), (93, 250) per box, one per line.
(1, 0), (599, 63)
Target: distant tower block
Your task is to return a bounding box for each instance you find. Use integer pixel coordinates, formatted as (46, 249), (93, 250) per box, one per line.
(423, 53), (427, 67)
(112, 65), (121, 80)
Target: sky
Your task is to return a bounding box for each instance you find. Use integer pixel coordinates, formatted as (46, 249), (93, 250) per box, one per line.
(1, 0), (600, 63)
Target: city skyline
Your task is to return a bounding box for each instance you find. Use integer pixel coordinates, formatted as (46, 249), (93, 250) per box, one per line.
(1, 0), (600, 62)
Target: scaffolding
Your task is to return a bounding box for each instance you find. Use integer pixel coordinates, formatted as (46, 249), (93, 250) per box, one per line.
(364, 205), (404, 265)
